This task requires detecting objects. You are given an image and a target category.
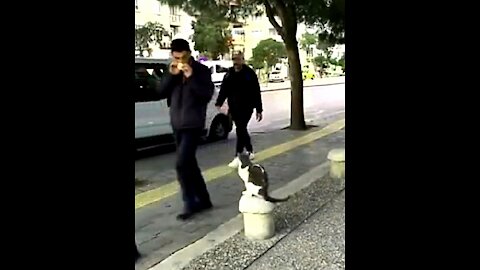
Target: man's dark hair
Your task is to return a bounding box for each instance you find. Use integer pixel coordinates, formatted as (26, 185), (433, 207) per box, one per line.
(171, 39), (191, 53)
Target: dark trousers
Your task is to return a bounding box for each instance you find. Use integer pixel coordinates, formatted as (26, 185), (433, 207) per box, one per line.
(231, 110), (253, 155)
(174, 128), (211, 211)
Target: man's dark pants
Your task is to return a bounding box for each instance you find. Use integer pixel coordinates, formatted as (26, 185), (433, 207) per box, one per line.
(230, 109), (253, 155)
(174, 128), (211, 211)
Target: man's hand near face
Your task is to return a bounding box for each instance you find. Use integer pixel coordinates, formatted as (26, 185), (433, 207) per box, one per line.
(169, 61), (181, 75)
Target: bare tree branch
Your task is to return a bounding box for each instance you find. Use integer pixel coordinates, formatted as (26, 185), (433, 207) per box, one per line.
(272, 0), (297, 36)
(263, 0), (285, 39)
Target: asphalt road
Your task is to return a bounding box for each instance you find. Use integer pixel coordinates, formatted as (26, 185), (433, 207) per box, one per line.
(135, 81), (345, 157)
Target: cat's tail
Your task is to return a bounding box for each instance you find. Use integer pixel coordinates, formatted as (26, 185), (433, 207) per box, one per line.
(265, 195), (290, 203)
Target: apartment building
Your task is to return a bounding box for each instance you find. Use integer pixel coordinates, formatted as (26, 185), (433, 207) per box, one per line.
(231, 11), (316, 70)
(134, 1), (344, 65)
(135, 0), (197, 58)
(228, 11), (283, 61)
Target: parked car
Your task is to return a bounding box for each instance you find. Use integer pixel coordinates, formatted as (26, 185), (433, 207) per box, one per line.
(201, 60), (232, 91)
(134, 57), (233, 150)
(268, 71), (284, 82)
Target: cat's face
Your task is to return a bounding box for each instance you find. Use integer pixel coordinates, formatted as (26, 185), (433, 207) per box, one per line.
(238, 153), (252, 168)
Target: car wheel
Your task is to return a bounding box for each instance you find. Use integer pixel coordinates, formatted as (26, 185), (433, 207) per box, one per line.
(208, 115), (230, 141)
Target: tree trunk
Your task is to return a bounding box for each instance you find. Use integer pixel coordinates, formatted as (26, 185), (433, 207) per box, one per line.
(262, 1), (306, 130)
(285, 36), (306, 130)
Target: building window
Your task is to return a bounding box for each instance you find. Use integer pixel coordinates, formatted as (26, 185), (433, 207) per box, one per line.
(135, 0), (139, 10)
(269, 28), (277, 36)
(160, 41), (170, 49)
(135, 63), (169, 103)
(232, 29), (245, 36)
(169, 6), (179, 15)
(157, 2), (162, 13)
(170, 14), (181, 23)
(307, 47), (314, 57)
(169, 6), (181, 23)
(170, 26), (179, 37)
(216, 65), (229, 73)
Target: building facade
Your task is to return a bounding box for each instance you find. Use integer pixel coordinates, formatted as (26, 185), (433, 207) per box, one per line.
(229, 9), (343, 69)
(135, 1), (344, 67)
(135, 0), (197, 58)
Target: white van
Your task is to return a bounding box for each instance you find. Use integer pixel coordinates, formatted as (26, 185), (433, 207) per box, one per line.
(201, 60), (232, 90)
(135, 57), (232, 149)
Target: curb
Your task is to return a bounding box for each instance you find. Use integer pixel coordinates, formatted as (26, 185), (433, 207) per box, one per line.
(261, 81), (345, 92)
(149, 162), (331, 270)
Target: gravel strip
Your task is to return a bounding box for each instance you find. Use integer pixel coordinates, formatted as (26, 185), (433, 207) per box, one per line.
(182, 174), (345, 270)
(247, 191), (345, 270)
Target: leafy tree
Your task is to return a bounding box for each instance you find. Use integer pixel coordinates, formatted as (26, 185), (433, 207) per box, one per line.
(158, 0), (344, 130)
(300, 32), (317, 57)
(251, 38), (286, 69)
(338, 53), (345, 71)
(310, 0), (345, 45)
(316, 35), (335, 52)
(191, 14), (232, 59)
(313, 54), (328, 68)
(135, 22), (168, 57)
(248, 57), (265, 70)
(329, 58), (338, 66)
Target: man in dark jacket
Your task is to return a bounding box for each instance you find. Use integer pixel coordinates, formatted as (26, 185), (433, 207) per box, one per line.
(215, 52), (263, 168)
(155, 39), (214, 220)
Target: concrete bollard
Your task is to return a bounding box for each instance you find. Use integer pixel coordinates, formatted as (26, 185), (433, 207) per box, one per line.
(327, 148), (345, 178)
(238, 194), (276, 240)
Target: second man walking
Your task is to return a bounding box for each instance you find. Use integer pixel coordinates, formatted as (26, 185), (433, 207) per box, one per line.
(215, 52), (263, 168)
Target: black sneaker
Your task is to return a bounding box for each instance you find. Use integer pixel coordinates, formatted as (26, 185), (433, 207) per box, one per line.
(176, 204), (200, 220)
(176, 209), (196, 220)
(197, 201), (213, 211)
(176, 202), (213, 221)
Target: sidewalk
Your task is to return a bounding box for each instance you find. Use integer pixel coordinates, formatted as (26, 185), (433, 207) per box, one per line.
(135, 117), (345, 270)
(260, 76), (345, 92)
(135, 118), (345, 270)
(149, 151), (345, 270)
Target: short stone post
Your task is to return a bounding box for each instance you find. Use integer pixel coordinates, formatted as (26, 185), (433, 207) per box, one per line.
(238, 194), (276, 240)
(327, 148), (345, 178)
